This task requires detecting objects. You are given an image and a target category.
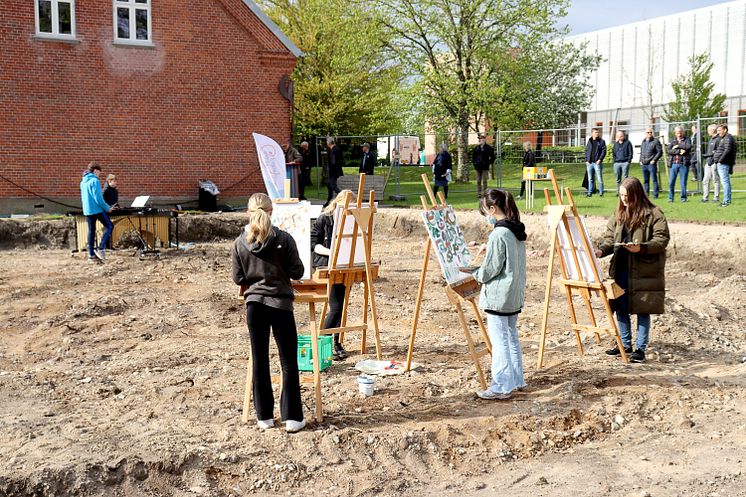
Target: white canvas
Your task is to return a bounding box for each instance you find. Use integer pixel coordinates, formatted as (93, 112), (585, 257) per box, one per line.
(130, 196), (149, 208)
(555, 215), (603, 283)
(329, 203), (377, 267)
(272, 201), (312, 280)
(421, 206), (472, 285)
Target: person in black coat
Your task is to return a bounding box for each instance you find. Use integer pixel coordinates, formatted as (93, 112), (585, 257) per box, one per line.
(518, 141), (536, 199)
(639, 128), (663, 199)
(713, 124), (737, 207)
(472, 135), (495, 197)
(298, 141), (315, 200)
(432, 143), (452, 199)
(102, 174), (120, 209)
(325, 137), (344, 206)
(359, 143), (376, 175)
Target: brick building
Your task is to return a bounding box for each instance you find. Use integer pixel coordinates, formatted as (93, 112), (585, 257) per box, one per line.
(0, 0), (300, 214)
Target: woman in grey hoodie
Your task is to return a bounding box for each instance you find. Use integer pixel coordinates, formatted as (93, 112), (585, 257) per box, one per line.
(231, 193), (306, 432)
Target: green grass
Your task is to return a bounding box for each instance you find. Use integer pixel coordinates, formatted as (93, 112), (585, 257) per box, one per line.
(305, 164), (746, 223)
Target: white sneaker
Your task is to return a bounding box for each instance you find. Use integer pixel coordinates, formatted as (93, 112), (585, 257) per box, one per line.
(285, 419), (306, 433)
(476, 390), (512, 400)
(94, 248), (106, 261)
(257, 419), (274, 430)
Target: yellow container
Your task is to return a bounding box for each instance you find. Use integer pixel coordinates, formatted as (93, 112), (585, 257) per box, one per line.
(522, 167), (546, 180)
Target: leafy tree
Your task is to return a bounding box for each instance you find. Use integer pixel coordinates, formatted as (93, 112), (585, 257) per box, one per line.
(259, 0), (410, 138)
(665, 53), (726, 123)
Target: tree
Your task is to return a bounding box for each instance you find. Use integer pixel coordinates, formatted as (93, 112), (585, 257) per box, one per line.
(378, 0), (597, 180)
(665, 53), (726, 123)
(258, 0), (409, 138)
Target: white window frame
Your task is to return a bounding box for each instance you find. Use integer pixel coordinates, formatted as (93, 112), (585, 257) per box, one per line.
(112, 0), (153, 46)
(34, 0), (76, 40)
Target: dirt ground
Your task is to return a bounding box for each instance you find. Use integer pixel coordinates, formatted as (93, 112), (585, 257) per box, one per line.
(1, 209), (745, 497)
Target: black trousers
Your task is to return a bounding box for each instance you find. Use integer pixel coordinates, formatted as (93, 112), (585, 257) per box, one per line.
(323, 283), (346, 345)
(433, 184), (449, 198)
(326, 176), (341, 203)
(246, 303), (303, 422)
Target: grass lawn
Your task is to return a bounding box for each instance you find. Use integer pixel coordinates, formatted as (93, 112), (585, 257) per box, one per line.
(306, 163), (746, 223)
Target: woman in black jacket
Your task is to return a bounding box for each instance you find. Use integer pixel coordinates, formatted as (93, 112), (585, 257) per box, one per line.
(311, 190), (355, 359)
(432, 143), (452, 199)
(232, 193), (306, 432)
(519, 142), (536, 199)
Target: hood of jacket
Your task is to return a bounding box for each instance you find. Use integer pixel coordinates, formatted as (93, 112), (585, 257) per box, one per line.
(241, 226), (278, 256)
(494, 219), (527, 241)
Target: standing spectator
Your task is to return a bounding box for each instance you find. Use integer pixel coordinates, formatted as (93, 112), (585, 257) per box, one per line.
(518, 141), (536, 200)
(231, 193), (306, 432)
(359, 142), (376, 175)
(666, 126), (691, 203)
(298, 141), (315, 201)
(103, 174), (120, 209)
(700, 124), (720, 203)
(639, 128), (662, 198)
(595, 177), (670, 363)
(79, 162), (113, 263)
(472, 134), (495, 198)
(325, 137), (344, 207)
(283, 140), (302, 165)
(612, 130), (633, 195)
(585, 128), (607, 197)
(690, 125), (701, 181)
(432, 143), (452, 199)
(713, 124), (736, 207)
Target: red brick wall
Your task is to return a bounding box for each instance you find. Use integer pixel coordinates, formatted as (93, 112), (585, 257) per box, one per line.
(0, 0), (296, 207)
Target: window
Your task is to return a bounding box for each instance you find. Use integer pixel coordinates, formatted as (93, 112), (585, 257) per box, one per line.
(35, 0), (76, 39)
(738, 110), (746, 137)
(113, 0), (152, 44)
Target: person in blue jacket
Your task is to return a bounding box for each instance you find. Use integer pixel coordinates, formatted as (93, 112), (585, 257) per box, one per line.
(80, 162), (112, 263)
(471, 188), (527, 400)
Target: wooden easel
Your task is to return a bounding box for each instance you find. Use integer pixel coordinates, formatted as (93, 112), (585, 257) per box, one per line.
(405, 174), (492, 390)
(537, 169), (628, 368)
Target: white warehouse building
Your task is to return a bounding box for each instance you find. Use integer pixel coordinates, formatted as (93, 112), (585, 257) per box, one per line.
(567, 0), (746, 136)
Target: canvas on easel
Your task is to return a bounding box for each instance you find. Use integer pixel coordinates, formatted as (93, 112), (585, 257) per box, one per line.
(271, 200), (313, 280)
(405, 174), (492, 390)
(330, 201), (377, 266)
(537, 169), (628, 367)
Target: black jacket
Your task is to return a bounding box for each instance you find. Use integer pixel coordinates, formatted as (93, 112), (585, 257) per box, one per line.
(703, 135), (720, 166)
(231, 227), (304, 311)
(310, 213), (334, 269)
(612, 139), (633, 163)
(328, 146), (344, 179)
(585, 137), (607, 163)
(300, 147), (316, 172)
(522, 150), (536, 168)
(639, 137), (662, 165)
(360, 151), (376, 175)
(667, 137), (691, 166)
(103, 186), (119, 207)
(713, 133), (736, 166)
(472, 144), (495, 171)
(433, 151), (452, 180)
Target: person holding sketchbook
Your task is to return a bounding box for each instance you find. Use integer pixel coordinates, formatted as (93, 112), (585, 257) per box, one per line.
(594, 177), (670, 363)
(231, 193), (306, 432)
(470, 188), (527, 400)
(311, 190), (355, 360)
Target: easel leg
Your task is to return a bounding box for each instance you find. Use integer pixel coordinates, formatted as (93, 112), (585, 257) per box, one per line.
(601, 294), (629, 363)
(456, 300), (487, 391)
(538, 233), (558, 369)
(406, 238), (431, 372)
(310, 302), (324, 422)
(241, 353), (253, 423)
(361, 278), (369, 356)
(468, 298), (492, 354)
(339, 278), (353, 346)
(581, 288), (602, 344)
(564, 286), (585, 356)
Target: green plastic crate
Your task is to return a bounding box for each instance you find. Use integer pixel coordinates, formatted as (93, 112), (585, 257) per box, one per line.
(297, 334), (333, 372)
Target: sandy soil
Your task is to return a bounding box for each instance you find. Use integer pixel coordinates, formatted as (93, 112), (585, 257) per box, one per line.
(0, 209), (745, 497)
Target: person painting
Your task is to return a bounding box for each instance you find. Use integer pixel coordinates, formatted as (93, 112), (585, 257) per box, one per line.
(595, 177), (670, 363)
(231, 193), (306, 432)
(471, 188), (527, 400)
(80, 162), (113, 263)
(432, 143), (452, 199)
(311, 190), (355, 360)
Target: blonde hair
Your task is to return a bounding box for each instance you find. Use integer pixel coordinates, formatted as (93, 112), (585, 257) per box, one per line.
(322, 190), (354, 215)
(106, 174), (117, 182)
(246, 193), (273, 244)
(522, 141), (532, 151)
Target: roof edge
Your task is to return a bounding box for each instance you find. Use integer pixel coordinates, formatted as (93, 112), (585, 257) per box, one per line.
(240, 0), (303, 58)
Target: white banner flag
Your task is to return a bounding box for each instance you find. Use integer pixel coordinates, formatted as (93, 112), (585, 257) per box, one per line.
(252, 132), (285, 199)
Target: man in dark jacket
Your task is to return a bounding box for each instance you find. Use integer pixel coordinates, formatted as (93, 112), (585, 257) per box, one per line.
(714, 124), (737, 207)
(639, 128), (662, 198)
(690, 125), (701, 181)
(325, 137), (344, 206)
(585, 128), (607, 197)
(298, 141), (315, 200)
(666, 126), (691, 202)
(359, 142), (376, 175)
(612, 130), (633, 195)
(701, 124), (720, 203)
(472, 135), (495, 197)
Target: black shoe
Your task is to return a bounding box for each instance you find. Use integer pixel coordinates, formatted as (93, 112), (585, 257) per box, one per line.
(681, 198), (687, 203)
(599, 193), (604, 197)
(720, 202), (731, 207)
(606, 345), (632, 356)
(629, 349), (646, 363)
(333, 343), (347, 360)
(586, 193), (592, 197)
(701, 198), (708, 203)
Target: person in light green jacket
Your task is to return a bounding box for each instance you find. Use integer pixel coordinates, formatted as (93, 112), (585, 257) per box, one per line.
(472, 188), (527, 400)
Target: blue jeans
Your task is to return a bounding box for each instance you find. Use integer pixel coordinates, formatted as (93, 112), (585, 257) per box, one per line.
(586, 162), (604, 195)
(641, 163), (659, 198)
(614, 291), (651, 352)
(86, 212), (113, 257)
(613, 162), (630, 193)
(668, 163), (688, 201)
(485, 313), (525, 394)
(717, 163), (732, 204)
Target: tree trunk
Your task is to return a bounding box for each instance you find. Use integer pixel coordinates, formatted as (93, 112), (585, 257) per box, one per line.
(456, 114), (470, 182)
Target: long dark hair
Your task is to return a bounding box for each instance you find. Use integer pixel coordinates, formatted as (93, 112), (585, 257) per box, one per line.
(616, 177), (655, 231)
(480, 188), (520, 223)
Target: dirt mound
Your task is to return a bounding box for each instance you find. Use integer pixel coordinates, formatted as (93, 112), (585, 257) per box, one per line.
(0, 218), (74, 250)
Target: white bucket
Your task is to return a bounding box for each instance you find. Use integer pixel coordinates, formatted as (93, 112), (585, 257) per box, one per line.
(357, 374), (376, 396)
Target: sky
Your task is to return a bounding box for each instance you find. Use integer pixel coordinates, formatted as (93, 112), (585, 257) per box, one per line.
(561, 0), (733, 35)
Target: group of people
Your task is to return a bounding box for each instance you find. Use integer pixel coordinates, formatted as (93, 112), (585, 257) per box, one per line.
(585, 124), (736, 207)
(79, 162), (120, 263)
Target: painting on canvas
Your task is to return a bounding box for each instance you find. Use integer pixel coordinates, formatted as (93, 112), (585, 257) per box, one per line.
(272, 201), (312, 280)
(421, 206), (472, 285)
